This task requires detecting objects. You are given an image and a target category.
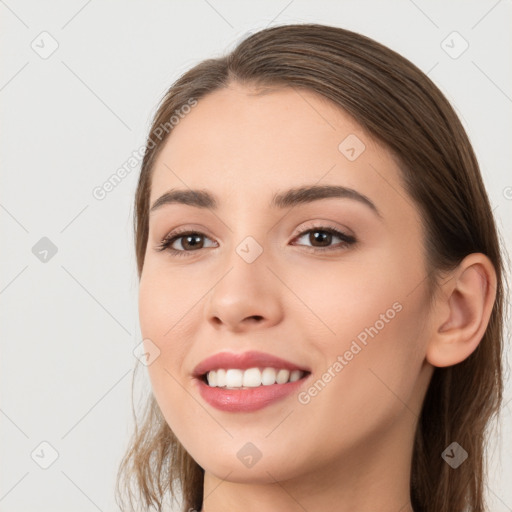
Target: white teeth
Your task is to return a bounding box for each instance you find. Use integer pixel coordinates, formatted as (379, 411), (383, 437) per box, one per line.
(216, 369), (226, 387)
(276, 369), (290, 384)
(289, 370), (302, 382)
(225, 369), (243, 387)
(206, 370), (217, 387)
(242, 367), (262, 387)
(261, 367), (276, 385)
(205, 367), (306, 388)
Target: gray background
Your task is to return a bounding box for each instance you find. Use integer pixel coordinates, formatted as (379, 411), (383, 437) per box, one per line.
(1, 0), (511, 511)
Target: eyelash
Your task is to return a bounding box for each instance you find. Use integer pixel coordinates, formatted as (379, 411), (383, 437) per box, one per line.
(156, 224), (356, 258)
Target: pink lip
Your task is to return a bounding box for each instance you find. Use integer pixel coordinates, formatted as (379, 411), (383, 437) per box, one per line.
(192, 350), (310, 377)
(192, 350), (311, 413)
(195, 378), (310, 412)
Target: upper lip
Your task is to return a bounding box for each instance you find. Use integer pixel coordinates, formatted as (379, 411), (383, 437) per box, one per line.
(192, 350), (311, 378)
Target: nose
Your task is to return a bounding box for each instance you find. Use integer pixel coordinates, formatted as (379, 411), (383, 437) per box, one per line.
(204, 251), (284, 333)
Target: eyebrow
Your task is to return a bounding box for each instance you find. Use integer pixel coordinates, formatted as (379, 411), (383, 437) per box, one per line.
(149, 185), (380, 216)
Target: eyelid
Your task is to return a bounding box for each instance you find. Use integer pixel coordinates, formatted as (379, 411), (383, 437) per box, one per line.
(290, 220), (355, 241)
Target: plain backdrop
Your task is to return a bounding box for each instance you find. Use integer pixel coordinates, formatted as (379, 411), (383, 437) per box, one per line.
(1, 1), (511, 511)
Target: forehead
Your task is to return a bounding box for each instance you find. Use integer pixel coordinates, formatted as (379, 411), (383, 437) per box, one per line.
(149, 84), (406, 213)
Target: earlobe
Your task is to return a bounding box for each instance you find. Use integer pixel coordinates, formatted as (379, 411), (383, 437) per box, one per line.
(425, 253), (497, 368)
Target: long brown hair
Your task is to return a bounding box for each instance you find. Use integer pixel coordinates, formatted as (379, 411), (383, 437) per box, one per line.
(116, 23), (506, 512)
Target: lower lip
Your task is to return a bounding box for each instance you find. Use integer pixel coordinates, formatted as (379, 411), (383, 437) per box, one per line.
(196, 375), (310, 412)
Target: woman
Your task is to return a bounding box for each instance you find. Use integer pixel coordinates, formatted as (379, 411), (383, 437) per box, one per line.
(116, 23), (505, 512)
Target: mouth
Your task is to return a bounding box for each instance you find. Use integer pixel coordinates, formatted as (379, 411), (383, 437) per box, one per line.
(192, 350), (312, 412)
(195, 368), (311, 413)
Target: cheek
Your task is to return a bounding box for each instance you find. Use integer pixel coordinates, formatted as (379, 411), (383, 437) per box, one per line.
(138, 259), (202, 344)
(290, 248), (428, 406)
(138, 265), (194, 410)
(288, 288), (428, 470)
(287, 251), (415, 345)
(302, 260), (427, 399)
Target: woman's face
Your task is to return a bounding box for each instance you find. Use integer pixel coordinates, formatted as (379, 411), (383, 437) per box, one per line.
(139, 84), (435, 486)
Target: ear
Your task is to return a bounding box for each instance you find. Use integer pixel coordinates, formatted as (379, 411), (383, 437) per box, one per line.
(425, 253), (497, 368)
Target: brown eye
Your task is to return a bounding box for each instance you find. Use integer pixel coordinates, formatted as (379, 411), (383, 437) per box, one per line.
(308, 230), (332, 247)
(156, 230), (217, 255)
(293, 226), (356, 251)
(175, 233), (205, 251)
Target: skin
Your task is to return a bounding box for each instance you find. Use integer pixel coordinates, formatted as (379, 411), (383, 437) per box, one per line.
(138, 84), (496, 512)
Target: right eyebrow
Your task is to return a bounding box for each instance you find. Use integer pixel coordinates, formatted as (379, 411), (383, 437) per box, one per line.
(150, 189), (216, 212)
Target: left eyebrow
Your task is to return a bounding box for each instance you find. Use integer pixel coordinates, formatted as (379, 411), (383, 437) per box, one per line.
(149, 184), (381, 217)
